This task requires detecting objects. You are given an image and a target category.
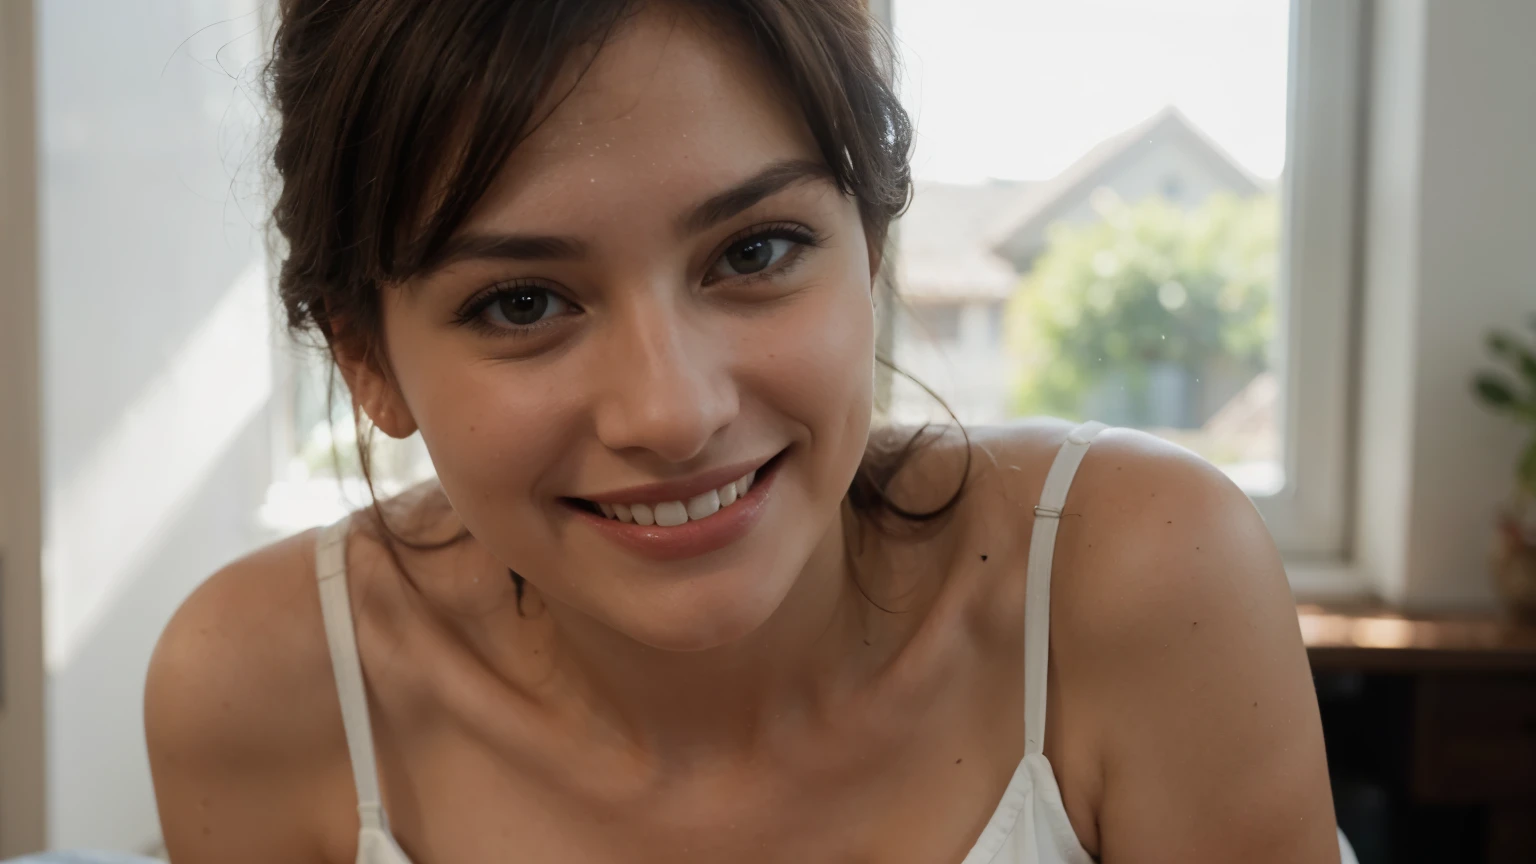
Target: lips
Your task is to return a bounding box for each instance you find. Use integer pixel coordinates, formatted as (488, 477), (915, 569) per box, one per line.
(564, 450), (785, 561)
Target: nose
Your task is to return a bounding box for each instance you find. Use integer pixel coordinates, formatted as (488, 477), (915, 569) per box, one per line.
(592, 297), (739, 463)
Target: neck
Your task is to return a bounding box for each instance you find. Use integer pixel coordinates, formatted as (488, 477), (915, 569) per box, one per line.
(535, 506), (877, 765)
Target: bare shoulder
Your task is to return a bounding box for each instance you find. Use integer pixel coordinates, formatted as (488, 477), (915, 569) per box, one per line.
(879, 418), (1291, 641)
(971, 420), (1299, 651)
(989, 424), (1338, 862)
(1050, 424), (1291, 619)
(145, 527), (349, 863)
(1043, 425), (1307, 694)
(146, 527), (341, 766)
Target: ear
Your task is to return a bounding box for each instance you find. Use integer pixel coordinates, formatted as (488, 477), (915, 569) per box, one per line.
(867, 236), (886, 304)
(332, 340), (419, 440)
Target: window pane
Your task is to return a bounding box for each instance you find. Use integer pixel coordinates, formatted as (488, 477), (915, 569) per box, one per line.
(904, 302), (963, 344)
(890, 0), (1289, 495)
(284, 348), (434, 494)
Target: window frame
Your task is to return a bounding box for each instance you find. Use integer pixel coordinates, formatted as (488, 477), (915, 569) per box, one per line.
(1261, 0), (1365, 564)
(874, 0), (1367, 582)
(0, 0), (48, 852)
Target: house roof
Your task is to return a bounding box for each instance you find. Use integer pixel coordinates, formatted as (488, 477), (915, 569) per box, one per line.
(895, 106), (1262, 302)
(988, 106), (1262, 264)
(895, 178), (1036, 301)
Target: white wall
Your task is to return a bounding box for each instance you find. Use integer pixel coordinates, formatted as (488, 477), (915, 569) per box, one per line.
(1356, 0), (1536, 609)
(39, 0), (273, 850)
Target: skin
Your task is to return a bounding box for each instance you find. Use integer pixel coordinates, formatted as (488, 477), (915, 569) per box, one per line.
(146, 6), (1340, 863)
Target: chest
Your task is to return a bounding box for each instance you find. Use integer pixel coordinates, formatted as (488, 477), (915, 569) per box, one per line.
(317, 486), (1061, 863)
(354, 725), (1026, 860)
(326, 663), (1028, 864)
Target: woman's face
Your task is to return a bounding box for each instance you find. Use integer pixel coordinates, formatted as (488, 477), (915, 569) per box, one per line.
(371, 8), (877, 651)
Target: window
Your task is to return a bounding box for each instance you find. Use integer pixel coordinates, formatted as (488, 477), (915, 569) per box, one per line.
(267, 344), (436, 533)
(881, 0), (1362, 561)
(905, 302), (963, 344)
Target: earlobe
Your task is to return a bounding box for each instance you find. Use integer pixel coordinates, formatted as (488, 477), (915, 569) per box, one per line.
(866, 235), (887, 308)
(333, 346), (419, 440)
(363, 388), (420, 440)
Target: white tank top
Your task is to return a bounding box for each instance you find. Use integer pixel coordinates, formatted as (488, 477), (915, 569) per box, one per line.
(314, 424), (1105, 864)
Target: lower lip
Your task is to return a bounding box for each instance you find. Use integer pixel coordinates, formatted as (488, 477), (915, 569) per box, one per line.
(569, 457), (781, 562)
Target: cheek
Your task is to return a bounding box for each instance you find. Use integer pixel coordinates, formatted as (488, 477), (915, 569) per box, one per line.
(382, 313), (577, 516)
(741, 255), (876, 475)
(774, 294), (873, 415)
(419, 379), (561, 506)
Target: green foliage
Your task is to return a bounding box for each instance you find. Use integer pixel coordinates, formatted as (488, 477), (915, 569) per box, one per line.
(1475, 373), (1517, 407)
(1005, 192), (1278, 419)
(1471, 318), (1536, 495)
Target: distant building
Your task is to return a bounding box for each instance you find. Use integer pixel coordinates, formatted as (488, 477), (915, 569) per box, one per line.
(892, 106), (1265, 424)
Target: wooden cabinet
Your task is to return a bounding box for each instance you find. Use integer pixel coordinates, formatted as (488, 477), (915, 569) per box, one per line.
(1304, 607), (1536, 864)
(1412, 674), (1536, 803)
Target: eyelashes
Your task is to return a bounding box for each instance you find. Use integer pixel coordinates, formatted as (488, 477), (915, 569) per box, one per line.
(706, 222), (823, 284)
(451, 221), (826, 339)
(452, 282), (574, 336)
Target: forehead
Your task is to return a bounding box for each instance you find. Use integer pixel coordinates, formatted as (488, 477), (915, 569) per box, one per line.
(465, 5), (822, 231)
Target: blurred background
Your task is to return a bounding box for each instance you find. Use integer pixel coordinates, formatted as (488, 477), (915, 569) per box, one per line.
(1, 0), (1535, 861)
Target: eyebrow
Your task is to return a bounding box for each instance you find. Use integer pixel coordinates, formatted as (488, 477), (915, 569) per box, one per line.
(430, 233), (589, 270)
(676, 158), (833, 236)
(428, 158), (833, 271)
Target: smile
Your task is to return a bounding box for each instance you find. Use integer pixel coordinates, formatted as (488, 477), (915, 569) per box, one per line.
(593, 467), (757, 527)
(564, 450), (787, 561)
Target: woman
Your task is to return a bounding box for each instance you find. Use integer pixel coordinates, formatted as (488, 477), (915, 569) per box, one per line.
(146, 1), (1342, 861)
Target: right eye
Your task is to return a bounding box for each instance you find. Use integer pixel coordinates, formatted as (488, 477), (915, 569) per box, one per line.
(456, 283), (580, 336)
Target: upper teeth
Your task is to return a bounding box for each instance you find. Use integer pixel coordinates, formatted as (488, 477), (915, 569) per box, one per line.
(597, 470), (757, 526)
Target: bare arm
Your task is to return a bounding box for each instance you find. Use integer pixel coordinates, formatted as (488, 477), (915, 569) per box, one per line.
(145, 535), (346, 864)
(1056, 432), (1339, 863)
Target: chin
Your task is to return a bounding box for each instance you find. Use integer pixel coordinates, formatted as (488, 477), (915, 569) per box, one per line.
(611, 565), (795, 653)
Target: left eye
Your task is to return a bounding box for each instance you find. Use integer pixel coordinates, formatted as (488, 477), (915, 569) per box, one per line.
(710, 235), (797, 280)
(484, 286), (574, 329)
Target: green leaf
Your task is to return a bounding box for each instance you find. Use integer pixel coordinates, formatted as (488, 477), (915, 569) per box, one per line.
(1475, 372), (1519, 407)
(1520, 437), (1536, 495)
(1489, 330), (1536, 385)
(1005, 192), (1278, 422)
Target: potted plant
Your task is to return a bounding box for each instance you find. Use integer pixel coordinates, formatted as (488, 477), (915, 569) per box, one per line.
(1472, 317), (1536, 620)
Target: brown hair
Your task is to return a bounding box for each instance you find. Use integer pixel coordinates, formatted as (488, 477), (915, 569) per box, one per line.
(265, 0), (970, 602)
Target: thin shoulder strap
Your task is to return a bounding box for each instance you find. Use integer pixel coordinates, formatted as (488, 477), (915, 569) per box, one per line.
(1024, 421), (1107, 756)
(314, 516), (391, 834)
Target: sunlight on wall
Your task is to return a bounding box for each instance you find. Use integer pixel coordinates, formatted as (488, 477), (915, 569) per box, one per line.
(44, 259), (272, 671)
